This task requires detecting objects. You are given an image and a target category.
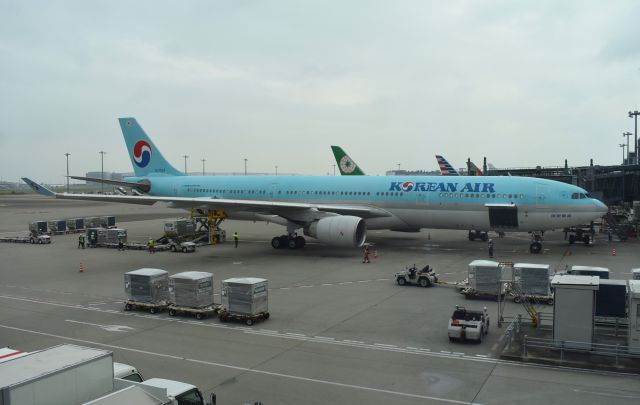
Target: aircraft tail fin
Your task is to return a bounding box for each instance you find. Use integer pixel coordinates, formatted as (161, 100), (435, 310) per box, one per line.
(435, 155), (459, 176)
(330, 146), (365, 175)
(467, 160), (484, 176)
(119, 118), (184, 177)
(22, 178), (56, 196)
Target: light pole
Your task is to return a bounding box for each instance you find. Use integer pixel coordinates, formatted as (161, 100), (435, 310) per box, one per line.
(630, 110), (639, 165)
(64, 153), (70, 193)
(397, 163), (401, 172)
(332, 164), (336, 176)
(620, 144), (627, 165)
(623, 132), (632, 164)
(275, 165), (278, 176)
(183, 155), (189, 175)
(201, 159), (206, 176)
(99, 151), (106, 194)
(244, 158), (248, 176)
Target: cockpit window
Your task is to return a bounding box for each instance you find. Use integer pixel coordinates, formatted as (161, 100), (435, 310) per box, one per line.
(571, 193), (579, 199)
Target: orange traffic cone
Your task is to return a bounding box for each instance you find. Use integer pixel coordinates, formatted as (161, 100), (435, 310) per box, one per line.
(611, 248), (616, 256)
(79, 262), (84, 273)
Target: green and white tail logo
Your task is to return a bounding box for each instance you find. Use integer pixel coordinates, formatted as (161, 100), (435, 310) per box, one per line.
(331, 146), (365, 175)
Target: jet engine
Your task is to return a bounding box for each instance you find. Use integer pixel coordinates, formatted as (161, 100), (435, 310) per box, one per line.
(303, 216), (366, 248)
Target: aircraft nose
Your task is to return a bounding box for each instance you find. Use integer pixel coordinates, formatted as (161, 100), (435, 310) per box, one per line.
(595, 199), (608, 215)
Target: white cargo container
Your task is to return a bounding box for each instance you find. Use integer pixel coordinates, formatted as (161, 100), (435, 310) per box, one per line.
(468, 260), (503, 295)
(512, 263), (552, 296)
(169, 271), (214, 308)
(221, 277), (268, 316)
(632, 268), (640, 280)
(0, 344), (114, 405)
(568, 265), (609, 279)
(124, 268), (170, 304)
(629, 280), (640, 354)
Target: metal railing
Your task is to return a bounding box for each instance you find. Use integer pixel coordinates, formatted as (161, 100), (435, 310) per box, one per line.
(499, 315), (522, 352)
(522, 335), (640, 366)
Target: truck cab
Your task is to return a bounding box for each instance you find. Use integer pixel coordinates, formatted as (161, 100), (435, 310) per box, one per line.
(113, 362), (144, 382)
(141, 378), (215, 405)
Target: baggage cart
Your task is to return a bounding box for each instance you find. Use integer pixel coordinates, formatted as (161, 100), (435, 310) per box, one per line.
(168, 304), (221, 320)
(218, 308), (270, 325)
(123, 300), (168, 314)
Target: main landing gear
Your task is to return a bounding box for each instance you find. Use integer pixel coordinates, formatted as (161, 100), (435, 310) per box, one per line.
(271, 234), (306, 249)
(529, 232), (543, 254)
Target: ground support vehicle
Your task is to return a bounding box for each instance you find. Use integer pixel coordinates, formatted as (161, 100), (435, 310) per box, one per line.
(395, 264), (438, 287)
(447, 305), (489, 343)
(218, 309), (270, 326)
(124, 300), (168, 314)
(468, 230), (488, 241)
(460, 286), (505, 301)
(168, 240), (196, 253)
(0, 232), (51, 244)
(168, 304), (221, 320)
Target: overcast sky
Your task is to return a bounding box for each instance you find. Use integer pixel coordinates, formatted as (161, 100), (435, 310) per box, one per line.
(1, 1), (639, 184)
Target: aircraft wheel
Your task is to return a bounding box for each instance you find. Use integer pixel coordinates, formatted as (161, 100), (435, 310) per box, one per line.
(271, 237), (282, 249)
(287, 238), (297, 249)
(530, 242), (542, 254)
(295, 236), (306, 248)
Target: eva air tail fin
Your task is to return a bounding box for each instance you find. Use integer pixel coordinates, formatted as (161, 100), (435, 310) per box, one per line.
(119, 117), (184, 177)
(330, 146), (365, 175)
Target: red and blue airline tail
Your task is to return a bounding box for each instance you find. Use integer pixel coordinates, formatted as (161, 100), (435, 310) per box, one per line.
(435, 155), (459, 176)
(119, 118), (184, 177)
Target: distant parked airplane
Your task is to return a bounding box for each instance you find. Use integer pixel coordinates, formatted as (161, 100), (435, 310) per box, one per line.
(330, 146), (365, 175)
(23, 118), (607, 253)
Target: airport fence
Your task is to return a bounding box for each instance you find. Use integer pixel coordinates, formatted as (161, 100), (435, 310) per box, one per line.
(522, 336), (640, 366)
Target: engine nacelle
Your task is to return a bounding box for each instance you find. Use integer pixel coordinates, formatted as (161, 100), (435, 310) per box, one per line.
(303, 216), (366, 248)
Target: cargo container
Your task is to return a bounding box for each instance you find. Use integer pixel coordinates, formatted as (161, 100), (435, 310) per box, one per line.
(67, 218), (85, 232)
(164, 218), (196, 237)
(467, 260), (504, 296)
(568, 265), (609, 279)
(124, 268), (170, 306)
(101, 216), (116, 228)
(47, 219), (67, 234)
(85, 216), (102, 228)
(219, 278), (269, 324)
(512, 263), (552, 297)
(169, 271), (214, 308)
(0, 344), (114, 405)
(28, 220), (47, 235)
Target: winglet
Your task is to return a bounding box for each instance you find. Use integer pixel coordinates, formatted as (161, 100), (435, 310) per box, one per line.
(21, 178), (56, 196)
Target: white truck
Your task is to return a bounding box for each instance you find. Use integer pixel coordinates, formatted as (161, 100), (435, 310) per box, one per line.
(0, 344), (215, 405)
(447, 305), (490, 343)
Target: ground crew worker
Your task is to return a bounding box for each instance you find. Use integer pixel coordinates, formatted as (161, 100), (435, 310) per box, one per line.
(148, 238), (155, 254)
(89, 231), (96, 247)
(78, 234), (85, 249)
(117, 235), (125, 251)
(488, 239), (494, 258)
(362, 245), (370, 263)
(233, 232), (239, 248)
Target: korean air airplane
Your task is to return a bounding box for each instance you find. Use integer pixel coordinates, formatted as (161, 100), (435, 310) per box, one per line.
(23, 118), (607, 253)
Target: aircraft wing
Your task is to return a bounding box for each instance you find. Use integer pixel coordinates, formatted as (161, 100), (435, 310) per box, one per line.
(68, 176), (151, 192)
(22, 178), (392, 220)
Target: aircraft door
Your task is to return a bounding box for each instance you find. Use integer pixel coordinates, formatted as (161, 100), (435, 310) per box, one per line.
(488, 205), (519, 229)
(536, 184), (551, 208)
(269, 182), (278, 200)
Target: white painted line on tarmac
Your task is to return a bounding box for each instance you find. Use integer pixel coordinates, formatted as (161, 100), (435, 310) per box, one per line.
(65, 319), (135, 333)
(571, 388), (640, 399)
(321, 283), (332, 286)
(0, 323), (484, 405)
(374, 343), (398, 348)
(313, 336), (335, 340)
(344, 340), (365, 344)
(452, 352), (465, 356)
(298, 285), (312, 288)
(339, 281), (353, 285)
(475, 354), (489, 358)
(279, 287), (290, 290)
(440, 350), (452, 354)
(285, 333), (306, 337)
(358, 280), (371, 283)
